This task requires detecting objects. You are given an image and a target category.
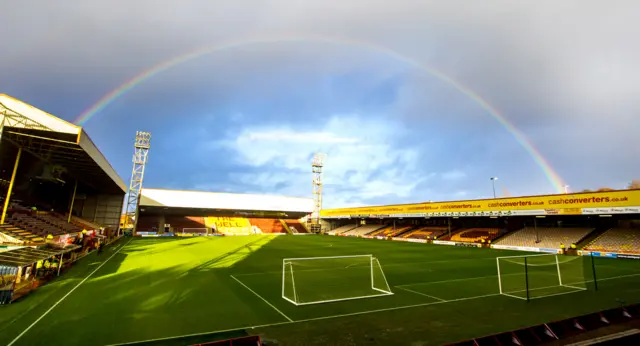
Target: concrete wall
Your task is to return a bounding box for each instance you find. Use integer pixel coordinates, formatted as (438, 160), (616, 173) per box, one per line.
(74, 194), (124, 229)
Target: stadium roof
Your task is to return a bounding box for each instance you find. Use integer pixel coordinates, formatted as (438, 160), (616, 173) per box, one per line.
(0, 94), (126, 193)
(321, 189), (640, 218)
(139, 188), (314, 214)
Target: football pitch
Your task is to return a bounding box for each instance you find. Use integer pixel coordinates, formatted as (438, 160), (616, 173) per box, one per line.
(1, 235), (639, 346)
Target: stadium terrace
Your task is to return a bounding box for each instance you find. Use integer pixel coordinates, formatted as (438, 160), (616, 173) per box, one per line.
(1, 96), (640, 346)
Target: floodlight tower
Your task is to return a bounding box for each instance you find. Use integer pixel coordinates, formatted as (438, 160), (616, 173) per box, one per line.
(310, 153), (326, 233)
(124, 131), (151, 234)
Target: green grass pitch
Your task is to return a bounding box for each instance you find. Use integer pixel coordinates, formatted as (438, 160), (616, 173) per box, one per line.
(1, 235), (639, 346)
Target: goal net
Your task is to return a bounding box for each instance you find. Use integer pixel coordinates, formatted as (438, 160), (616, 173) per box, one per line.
(282, 255), (393, 305)
(497, 253), (587, 300)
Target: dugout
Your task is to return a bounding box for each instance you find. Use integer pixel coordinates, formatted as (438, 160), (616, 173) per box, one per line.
(0, 94), (127, 232)
(0, 244), (81, 303)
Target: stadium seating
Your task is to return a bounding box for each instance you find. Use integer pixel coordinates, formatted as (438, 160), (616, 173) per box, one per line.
(327, 224), (357, 235)
(7, 213), (72, 237)
(369, 225), (413, 237)
(165, 216), (207, 234)
(0, 199), (99, 243)
(206, 217), (255, 235)
(403, 227), (449, 240)
(448, 228), (501, 243)
(495, 227), (594, 249)
(584, 228), (640, 254)
(0, 223), (44, 243)
(341, 224), (387, 236)
(136, 217), (160, 233)
(248, 218), (286, 233)
(284, 220), (308, 233)
(70, 216), (102, 231)
(32, 213), (82, 234)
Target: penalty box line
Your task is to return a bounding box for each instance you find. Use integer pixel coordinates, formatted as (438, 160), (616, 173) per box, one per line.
(104, 270), (640, 345)
(230, 275), (293, 322)
(394, 286), (446, 302)
(106, 291), (501, 346)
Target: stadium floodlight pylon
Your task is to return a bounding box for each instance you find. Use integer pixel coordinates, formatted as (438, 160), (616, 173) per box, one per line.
(310, 153), (326, 233)
(124, 131), (151, 235)
(497, 253), (587, 301)
(282, 254), (393, 306)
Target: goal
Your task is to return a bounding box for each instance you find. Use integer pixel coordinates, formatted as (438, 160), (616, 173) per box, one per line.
(282, 255), (393, 305)
(497, 253), (587, 301)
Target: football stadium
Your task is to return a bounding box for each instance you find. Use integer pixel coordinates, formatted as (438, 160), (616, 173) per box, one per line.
(1, 95), (640, 346)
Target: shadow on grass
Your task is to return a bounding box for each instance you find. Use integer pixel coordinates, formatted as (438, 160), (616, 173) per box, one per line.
(3, 235), (640, 346)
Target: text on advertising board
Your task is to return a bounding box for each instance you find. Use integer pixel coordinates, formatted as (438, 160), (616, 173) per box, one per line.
(320, 190), (640, 217)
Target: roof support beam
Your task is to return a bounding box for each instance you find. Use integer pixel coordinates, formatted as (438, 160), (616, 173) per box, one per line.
(0, 102), (51, 132)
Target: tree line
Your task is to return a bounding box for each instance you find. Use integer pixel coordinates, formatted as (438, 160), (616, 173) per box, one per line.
(580, 180), (640, 193)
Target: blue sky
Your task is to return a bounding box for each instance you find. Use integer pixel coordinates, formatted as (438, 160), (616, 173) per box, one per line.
(2, 0), (639, 208)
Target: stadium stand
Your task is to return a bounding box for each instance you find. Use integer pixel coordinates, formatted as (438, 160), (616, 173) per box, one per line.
(70, 216), (102, 231)
(584, 228), (640, 254)
(0, 221), (44, 244)
(403, 226), (449, 240)
(165, 216), (207, 234)
(136, 214), (303, 235)
(248, 218), (286, 233)
(207, 217), (254, 235)
(327, 224), (357, 235)
(135, 217), (159, 233)
(4, 207), (71, 237)
(0, 95), (126, 304)
(135, 188), (314, 236)
(495, 227), (594, 249)
(370, 225), (413, 237)
(0, 200), (102, 245)
(342, 224), (386, 236)
(447, 228), (502, 243)
(0, 226), (26, 244)
(284, 219), (308, 233)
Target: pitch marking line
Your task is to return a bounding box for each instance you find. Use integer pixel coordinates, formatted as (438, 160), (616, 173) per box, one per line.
(106, 292), (501, 346)
(395, 286), (446, 302)
(7, 237), (133, 346)
(107, 271), (640, 346)
(230, 275), (293, 322)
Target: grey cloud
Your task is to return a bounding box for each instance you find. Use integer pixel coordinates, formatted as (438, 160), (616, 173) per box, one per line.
(2, 0), (639, 202)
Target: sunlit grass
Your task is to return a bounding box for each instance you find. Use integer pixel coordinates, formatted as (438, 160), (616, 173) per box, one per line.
(1, 235), (638, 346)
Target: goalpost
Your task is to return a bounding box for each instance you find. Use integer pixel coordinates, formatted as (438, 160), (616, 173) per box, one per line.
(282, 255), (393, 305)
(497, 253), (587, 301)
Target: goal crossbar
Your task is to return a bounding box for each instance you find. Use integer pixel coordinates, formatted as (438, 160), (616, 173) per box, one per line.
(496, 253), (558, 259)
(283, 254), (373, 261)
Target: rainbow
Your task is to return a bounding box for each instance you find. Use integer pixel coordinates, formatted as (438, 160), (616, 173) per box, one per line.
(73, 34), (566, 193)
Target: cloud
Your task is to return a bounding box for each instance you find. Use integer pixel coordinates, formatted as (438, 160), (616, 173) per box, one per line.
(245, 130), (358, 144)
(212, 114), (431, 207)
(441, 170), (466, 181)
(2, 0), (639, 208)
